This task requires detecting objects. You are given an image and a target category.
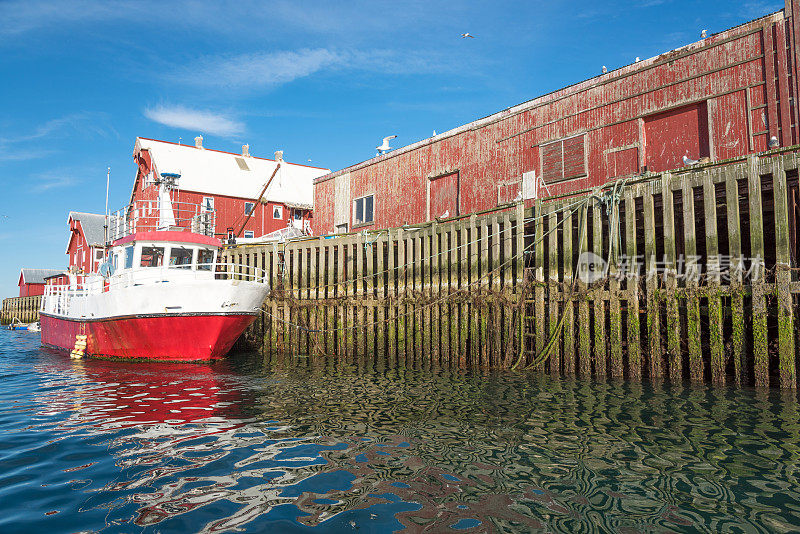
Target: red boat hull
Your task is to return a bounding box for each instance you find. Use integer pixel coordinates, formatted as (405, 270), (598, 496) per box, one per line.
(40, 313), (257, 362)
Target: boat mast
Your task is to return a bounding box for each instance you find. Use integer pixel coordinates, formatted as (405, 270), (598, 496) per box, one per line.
(104, 166), (110, 253)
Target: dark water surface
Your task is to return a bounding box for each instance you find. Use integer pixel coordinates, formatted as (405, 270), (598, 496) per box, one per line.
(2, 330), (800, 533)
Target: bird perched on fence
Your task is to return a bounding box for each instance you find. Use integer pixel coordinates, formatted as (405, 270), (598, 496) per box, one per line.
(437, 210), (450, 221)
(769, 136), (780, 149)
(683, 155), (699, 166)
(376, 135), (397, 155)
(461, 33), (475, 38)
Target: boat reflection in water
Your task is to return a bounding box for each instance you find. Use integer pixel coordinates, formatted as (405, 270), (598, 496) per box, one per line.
(27, 351), (800, 532)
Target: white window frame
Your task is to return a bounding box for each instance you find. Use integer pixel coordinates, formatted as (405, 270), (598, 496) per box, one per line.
(244, 201), (255, 215)
(202, 196), (215, 212)
(352, 194), (374, 226)
(243, 230), (255, 239)
(272, 205), (283, 220)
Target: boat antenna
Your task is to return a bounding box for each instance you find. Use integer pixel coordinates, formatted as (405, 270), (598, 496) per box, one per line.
(234, 163), (280, 239)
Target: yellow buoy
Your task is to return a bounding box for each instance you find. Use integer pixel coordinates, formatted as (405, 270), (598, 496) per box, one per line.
(71, 334), (87, 359)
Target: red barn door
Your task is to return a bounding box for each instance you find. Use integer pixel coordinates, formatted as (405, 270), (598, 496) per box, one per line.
(644, 102), (709, 173)
(429, 172), (459, 220)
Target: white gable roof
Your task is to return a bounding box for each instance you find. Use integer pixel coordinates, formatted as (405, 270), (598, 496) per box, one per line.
(134, 138), (329, 209)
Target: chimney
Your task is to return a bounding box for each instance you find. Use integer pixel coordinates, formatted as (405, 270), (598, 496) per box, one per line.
(242, 144), (250, 157)
(195, 135), (203, 149)
(274, 150), (283, 162)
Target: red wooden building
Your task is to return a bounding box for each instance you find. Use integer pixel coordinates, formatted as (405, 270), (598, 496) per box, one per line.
(67, 211), (107, 274)
(314, 2), (800, 232)
(130, 137), (329, 240)
(18, 269), (62, 297)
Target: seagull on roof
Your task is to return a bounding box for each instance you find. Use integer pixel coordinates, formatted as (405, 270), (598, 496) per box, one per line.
(701, 29), (708, 38)
(602, 65), (607, 73)
(376, 135), (397, 154)
(461, 33), (475, 38)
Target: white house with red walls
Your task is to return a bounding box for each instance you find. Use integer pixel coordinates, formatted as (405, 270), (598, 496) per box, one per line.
(129, 136), (330, 240)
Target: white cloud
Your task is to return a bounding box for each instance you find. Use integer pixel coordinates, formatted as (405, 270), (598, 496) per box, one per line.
(168, 48), (341, 90)
(30, 171), (81, 192)
(0, 112), (114, 146)
(144, 105), (245, 137)
(168, 48), (455, 92)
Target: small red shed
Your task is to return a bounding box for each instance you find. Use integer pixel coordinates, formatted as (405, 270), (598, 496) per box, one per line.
(67, 211), (108, 274)
(18, 269), (63, 297)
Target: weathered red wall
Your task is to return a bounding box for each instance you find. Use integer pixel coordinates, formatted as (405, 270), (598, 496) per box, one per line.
(314, 7), (799, 233)
(173, 189), (310, 238)
(18, 281), (45, 297)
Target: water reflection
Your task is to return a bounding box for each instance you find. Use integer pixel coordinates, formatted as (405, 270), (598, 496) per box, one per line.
(4, 341), (800, 532)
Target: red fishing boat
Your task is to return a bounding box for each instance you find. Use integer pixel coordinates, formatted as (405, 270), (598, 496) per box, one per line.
(40, 195), (269, 362)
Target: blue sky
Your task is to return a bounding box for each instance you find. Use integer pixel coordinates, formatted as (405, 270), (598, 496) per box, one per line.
(0, 0), (783, 297)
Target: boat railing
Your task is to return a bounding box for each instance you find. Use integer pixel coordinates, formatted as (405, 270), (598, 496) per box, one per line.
(41, 262), (267, 316)
(108, 200), (216, 242)
(106, 262), (268, 290)
(41, 283), (92, 316)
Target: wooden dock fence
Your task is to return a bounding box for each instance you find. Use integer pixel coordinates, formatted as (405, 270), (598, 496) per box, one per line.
(1, 296), (42, 325)
(225, 150), (799, 388)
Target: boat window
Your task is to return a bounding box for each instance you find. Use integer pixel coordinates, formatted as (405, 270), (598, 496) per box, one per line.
(169, 247), (193, 268)
(124, 245), (134, 269)
(140, 246), (164, 267)
(197, 248), (214, 270)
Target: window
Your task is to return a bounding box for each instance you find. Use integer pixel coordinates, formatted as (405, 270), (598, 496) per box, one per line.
(273, 205), (283, 219)
(353, 194), (374, 226)
(335, 223), (348, 234)
(541, 134), (586, 183)
(244, 202), (255, 215)
(235, 157), (250, 171)
(293, 209), (303, 221)
(124, 245), (134, 269)
(197, 249), (214, 270)
(169, 247), (193, 267)
(95, 249), (104, 262)
(140, 246), (164, 267)
(202, 197), (214, 212)
(243, 230), (255, 239)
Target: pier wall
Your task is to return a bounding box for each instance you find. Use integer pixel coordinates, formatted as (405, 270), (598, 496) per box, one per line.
(1, 296), (42, 324)
(223, 149), (800, 388)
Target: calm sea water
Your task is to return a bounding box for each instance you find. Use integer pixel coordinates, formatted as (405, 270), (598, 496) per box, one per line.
(2, 329), (800, 533)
